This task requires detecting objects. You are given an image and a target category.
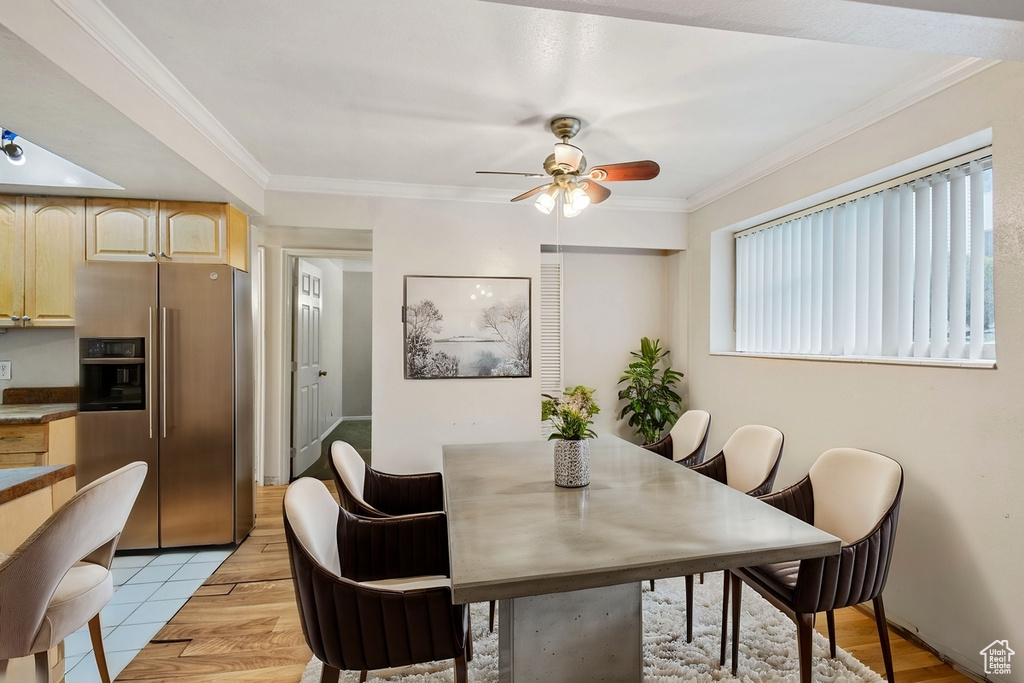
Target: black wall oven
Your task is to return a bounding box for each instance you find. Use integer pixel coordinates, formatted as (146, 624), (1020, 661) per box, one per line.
(79, 337), (146, 411)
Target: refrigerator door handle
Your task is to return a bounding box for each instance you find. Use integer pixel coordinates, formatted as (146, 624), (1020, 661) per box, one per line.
(148, 306), (155, 439)
(161, 306), (168, 439)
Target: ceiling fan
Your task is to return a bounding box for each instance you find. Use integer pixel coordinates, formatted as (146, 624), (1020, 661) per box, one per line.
(477, 116), (660, 217)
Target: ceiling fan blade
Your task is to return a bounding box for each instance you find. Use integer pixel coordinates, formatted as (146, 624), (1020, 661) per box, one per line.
(477, 170), (547, 178)
(582, 180), (611, 204)
(510, 184), (549, 202)
(589, 160), (660, 182)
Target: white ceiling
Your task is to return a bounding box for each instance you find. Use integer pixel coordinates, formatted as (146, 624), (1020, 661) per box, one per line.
(0, 0), (1014, 217)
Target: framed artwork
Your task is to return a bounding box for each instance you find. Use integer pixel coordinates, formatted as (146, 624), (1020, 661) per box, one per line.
(404, 275), (531, 379)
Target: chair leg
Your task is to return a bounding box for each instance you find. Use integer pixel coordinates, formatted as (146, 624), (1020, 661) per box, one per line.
(320, 664), (341, 683)
(358, 671), (368, 683)
(685, 574), (694, 643)
(467, 621), (474, 662)
(454, 652), (469, 683)
(88, 614), (111, 683)
(649, 579), (655, 591)
(826, 609), (837, 658)
(489, 600), (496, 632)
(796, 612), (815, 683)
(720, 570), (730, 666)
(873, 595), (897, 683)
(700, 572), (705, 584)
(33, 651), (49, 683)
(730, 571), (742, 675)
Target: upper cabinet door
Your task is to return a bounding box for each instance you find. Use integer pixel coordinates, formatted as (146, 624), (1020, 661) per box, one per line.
(86, 199), (159, 262)
(23, 197), (85, 327)
(0, 196), (26, 327)
(158, 201), (227, 264)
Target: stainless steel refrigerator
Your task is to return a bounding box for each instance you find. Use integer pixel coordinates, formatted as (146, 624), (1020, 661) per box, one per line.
(75, 262), (254, 549)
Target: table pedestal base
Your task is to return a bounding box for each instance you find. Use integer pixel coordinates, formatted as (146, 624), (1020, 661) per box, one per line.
(498, 582), (641, 683)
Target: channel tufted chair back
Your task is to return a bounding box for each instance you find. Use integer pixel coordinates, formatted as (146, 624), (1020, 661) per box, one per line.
(726, 448), (904, 683)
(284, 477), (470, 683)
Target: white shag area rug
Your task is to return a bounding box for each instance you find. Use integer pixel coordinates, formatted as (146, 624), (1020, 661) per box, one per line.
(300, 573), (885, 683)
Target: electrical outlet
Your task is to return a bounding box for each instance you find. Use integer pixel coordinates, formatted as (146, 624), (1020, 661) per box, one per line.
(0, 361), (11, 381)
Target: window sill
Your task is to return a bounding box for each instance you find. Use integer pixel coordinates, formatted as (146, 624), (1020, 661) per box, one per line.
(712, 351), (996, 369)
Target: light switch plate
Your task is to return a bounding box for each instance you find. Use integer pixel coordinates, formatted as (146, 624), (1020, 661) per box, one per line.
(0, 361), (11, 380)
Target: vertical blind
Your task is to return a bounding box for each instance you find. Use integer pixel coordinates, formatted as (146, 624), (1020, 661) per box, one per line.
(735, 152), (993, 361)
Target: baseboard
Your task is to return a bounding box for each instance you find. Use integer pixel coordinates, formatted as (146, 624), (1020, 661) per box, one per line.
(341, 415), (371, 421)
(320, 416), (344, 441)
(853, 604), (989, 683)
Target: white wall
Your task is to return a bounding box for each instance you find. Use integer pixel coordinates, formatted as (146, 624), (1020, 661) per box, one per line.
(0, 328), (77, 401)
(687, 62), (1024, 679)
(342, 269), (372, 417)
(561, 249), (684, 443)
(305, 258), (345, 436)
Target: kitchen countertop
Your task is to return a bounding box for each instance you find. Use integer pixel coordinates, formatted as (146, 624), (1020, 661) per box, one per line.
(0, 403), (79, 425)
(0, 464), (76, 505)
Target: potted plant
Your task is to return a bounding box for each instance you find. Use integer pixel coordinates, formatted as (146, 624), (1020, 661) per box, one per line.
(617, 337), (684, 447)
(542, 386), (599, 487)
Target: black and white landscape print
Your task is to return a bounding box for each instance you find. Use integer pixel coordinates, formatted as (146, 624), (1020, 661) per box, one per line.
(404, 276), (531, 379)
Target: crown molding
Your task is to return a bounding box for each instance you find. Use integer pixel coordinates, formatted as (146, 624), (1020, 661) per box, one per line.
(686, 56), (1000, 212)
(53, 0), (271, 188)
(267, 175), (690, 212)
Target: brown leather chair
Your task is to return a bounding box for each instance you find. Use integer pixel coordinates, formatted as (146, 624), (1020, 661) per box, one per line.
(329, 440), (499, 631)
(726, 448), (904, 683)
(643, 409), (712, 468)
(329, 440), (444, 517)
(660, 424), (784, 644)
(284, 477), (471, 683)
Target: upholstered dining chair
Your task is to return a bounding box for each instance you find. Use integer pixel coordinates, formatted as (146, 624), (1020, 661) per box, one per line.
(329, 440), (444, 517)
(643, 409), (712, 468)
(284, 477), (471, 683)
(0, 461), (147, 683)
(661, 423), (784, 644)
(329, 440), (499, 631)
(726, 448), (903, 683)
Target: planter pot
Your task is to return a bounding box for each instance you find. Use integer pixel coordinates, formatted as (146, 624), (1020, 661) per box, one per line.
(553, 439), (590, 488)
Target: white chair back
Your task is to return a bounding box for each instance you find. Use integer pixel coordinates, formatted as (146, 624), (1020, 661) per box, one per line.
(809, 448), (903, 545)
(721, 424), (783, 493)
(669, 410), (711, 461)
(330, 440), (367, 503)
(284, 477), (341, 577)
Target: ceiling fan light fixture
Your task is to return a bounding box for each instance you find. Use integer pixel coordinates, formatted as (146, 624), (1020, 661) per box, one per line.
(553, 143), (584, 172)
(535, 185), (559, 214)
(568, 182), (591, 211)
(562, 196), (581, 218)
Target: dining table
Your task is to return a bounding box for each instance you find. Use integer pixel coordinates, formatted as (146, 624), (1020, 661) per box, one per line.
(442, 435), (841, 683)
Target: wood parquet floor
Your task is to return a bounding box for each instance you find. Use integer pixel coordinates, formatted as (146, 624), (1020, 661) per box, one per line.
(114, 484), (973, 683)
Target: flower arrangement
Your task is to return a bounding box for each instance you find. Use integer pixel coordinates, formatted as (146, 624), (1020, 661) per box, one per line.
(541, 385), (600, 441)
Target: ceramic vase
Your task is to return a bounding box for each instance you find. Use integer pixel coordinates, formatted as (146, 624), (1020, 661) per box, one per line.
(553, 438), (590, 488)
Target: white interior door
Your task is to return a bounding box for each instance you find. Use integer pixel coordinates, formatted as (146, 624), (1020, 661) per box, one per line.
(291, 259), (324, 478)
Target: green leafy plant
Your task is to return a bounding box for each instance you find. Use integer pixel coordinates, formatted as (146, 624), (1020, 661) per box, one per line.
(617, 337), (684, 445)
(542, 385), (600, 441)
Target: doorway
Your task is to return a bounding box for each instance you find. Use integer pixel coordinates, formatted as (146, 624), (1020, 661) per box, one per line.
(283, 251), (372, 482)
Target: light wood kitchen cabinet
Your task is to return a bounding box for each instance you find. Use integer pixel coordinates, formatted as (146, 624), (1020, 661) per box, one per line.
(85, 198), (159, 262)
(0, 196), (83, 328)
(86, 199), (248, 270)
(0, 416), (76, 506)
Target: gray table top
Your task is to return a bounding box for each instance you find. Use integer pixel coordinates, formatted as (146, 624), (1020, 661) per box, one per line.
(443, 435), (840, 604)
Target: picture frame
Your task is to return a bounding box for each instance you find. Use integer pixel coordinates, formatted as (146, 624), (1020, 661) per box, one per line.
(403, 275), (531, 379)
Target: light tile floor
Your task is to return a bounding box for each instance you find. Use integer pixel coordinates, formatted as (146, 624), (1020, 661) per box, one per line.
(64, 547), (234, 683)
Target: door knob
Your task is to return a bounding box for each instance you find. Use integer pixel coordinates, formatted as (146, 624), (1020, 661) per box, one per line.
(20, 316), (30, 322)
(9, 315), (18, 322)
(318, 370), (328, 376)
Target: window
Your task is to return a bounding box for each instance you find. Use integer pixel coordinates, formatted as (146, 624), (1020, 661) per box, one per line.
(734, 150), (994, 364)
